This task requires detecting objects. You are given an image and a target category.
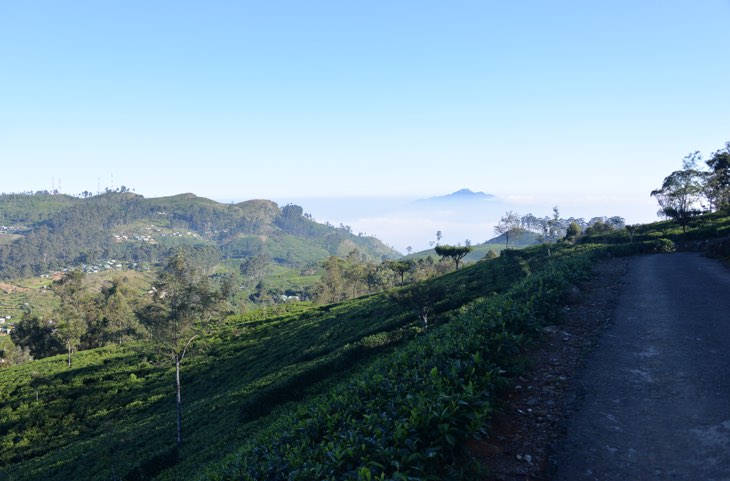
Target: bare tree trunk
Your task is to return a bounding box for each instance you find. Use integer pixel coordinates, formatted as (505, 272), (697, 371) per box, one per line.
(67, 342), (72, 368)
(420, 306), (430, 330)
(176, 354), (182, 446)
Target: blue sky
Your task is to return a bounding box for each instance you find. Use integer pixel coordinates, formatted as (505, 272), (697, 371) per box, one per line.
(1, 1), (729, 249)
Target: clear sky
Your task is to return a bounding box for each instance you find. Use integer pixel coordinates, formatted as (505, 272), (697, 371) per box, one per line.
(1, 1), (729, 249)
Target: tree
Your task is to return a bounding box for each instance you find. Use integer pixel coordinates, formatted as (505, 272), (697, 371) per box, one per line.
(140, 248), (225, 446)
(434, 244), (472, 270)
(10, 314), (64, 359)
(239, 254), (270, 283)
(390, 283), (444, 330)
(315, 256), (346, 304)
(531, 207), (566, 256)
(435, 231), (443, 245)
(606, 216), (626, 230)
(101, 277), (144, 345)
(705, 142), (730, 210)
(51, 269), (89, 367)
(387, 260), (415, 285)
(520, 213), (541, 233)
(546, 206), (566, 242)
(625, 225), (638, 243)
(494, 210), (524, 248)
(0, 343), (32, 367)
(651, 153), (707, 232)
(564, 221), (582, 242)
(342, 253), (368, 299)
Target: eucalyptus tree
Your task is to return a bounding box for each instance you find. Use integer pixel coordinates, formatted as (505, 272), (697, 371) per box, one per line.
(51, 269), (89, 367)
(315, 256), (346, 304)
(494, 210), (524, 248)
(101, 276), (144, 345)
(140, 248), (226, 446)
(705, 142), (730, 210)
(651, 152), (707, 232)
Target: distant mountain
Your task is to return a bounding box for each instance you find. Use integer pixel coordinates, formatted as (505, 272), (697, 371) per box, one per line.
(415, 189), (496, 204)
(0, 192), (400, 278)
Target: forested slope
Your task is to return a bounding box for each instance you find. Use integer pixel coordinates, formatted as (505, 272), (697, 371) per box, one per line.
(0, 192), (398, 278)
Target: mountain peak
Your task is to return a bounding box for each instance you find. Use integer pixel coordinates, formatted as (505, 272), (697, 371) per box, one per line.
(449, 188), (492, 198)
(416, 189), (495, 203)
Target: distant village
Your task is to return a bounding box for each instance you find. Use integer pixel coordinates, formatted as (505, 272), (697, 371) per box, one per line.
(0, 224), (214, 338)
(0, 224), (27, 234)
(0, 315), (13, 335)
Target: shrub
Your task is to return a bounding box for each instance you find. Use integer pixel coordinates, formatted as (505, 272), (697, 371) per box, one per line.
(653, 238), (676, 253)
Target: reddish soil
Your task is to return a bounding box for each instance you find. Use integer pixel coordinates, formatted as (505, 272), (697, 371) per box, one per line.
(468, 257), (628, 480)
(0, 282), (29, 294)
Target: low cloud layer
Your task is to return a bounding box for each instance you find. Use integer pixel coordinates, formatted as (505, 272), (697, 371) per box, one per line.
(279, 192), (659, 254)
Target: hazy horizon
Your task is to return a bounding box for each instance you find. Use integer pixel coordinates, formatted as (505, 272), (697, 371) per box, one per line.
(2, 1), (727, 251)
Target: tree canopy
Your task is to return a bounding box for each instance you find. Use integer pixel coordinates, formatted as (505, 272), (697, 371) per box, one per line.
(651, 152), (706, 231)
(705, 142), (730, 210)
(494, 210), (524, 248)
(434, 245), (472, 270)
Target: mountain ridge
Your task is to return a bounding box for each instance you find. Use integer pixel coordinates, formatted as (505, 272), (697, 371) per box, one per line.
(0, 191), (400, 279)
(414, 188), (496, 203)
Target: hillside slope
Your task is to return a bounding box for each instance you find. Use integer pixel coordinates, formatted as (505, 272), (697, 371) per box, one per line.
(0, 192), (399, 278)
(0, 243), (598, 480)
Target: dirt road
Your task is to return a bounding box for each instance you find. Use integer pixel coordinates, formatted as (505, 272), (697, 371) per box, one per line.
(550, 253), (730, 480)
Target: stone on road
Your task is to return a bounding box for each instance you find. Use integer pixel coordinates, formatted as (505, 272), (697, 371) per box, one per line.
(551, 252), (730, 480)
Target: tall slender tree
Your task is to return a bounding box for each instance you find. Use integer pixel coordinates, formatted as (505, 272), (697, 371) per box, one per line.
(102, 276), (144, 345)
(52, 269), (88, 367)
(140, 248), (225, 446)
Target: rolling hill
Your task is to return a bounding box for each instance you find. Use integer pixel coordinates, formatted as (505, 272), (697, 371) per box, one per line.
(0, 192), (400, 279)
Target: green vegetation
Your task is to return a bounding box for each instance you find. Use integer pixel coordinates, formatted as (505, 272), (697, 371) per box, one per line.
(3, 155), (729, 479)
(650, 142), (730, 229)
(201, 247), (597, 481)
(0, 192), (399, 280)
(0, 192), (78, 225)
(493, 210), (524, 248)
(140, 248), (229, 446)
(1, 240), (590, 480)
(578, 209), (730, 256)
(434, 244), (472, 270)
(3, 204), (730, 479)
(0, 192), (403, 326)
